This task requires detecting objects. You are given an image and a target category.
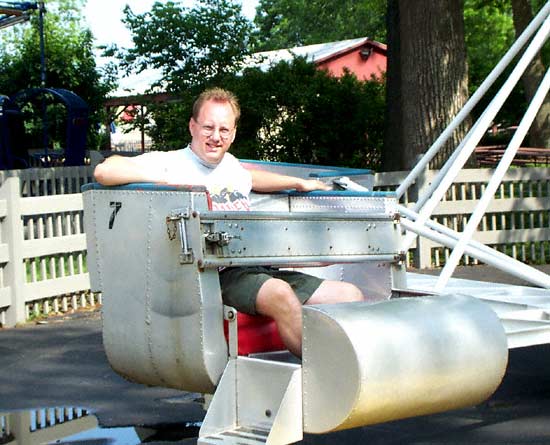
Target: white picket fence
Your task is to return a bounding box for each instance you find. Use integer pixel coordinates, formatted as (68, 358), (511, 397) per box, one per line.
(374, 166), (550, 268)
(0, 164), (549, 327)
(0, 407), (96, 445)
(0, 167), (97, 327)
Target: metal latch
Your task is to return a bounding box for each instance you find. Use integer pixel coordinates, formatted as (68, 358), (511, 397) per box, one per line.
(204, 231), (239, 247)
(166, 210), (195, 264)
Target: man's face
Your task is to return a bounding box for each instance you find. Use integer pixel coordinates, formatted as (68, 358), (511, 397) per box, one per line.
(189, 99), (236, 165)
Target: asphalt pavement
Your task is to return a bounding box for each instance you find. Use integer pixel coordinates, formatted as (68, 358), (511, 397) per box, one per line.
(2, 265), (550, 444)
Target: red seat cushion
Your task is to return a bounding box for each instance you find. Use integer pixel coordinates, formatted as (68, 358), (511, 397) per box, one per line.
(224, 312), (286, 355)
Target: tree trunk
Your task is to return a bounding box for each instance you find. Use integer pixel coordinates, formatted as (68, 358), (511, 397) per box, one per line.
(511, 0), (550, 148)
(383, 0), (470, 171)
(383, 0), (403, 171)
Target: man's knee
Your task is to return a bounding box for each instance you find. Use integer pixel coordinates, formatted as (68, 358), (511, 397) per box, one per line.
(340, 282), (364, 302)
(256, 278), (301, 316)
(307, 280), (364, 305)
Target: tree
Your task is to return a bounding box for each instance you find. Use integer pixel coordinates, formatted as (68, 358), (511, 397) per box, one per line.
(464, 0), (515, 90)
(383, 0), (470, 171)
(111, 0), (254, 93)
(143, 58), (386, 169)
(510, 0), (550, 148)
(0, 0), (116, 151)
(224, 59), (386, 169)
(254, 0), (387, 51)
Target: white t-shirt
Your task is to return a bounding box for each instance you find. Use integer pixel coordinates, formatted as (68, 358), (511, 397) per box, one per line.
(131, 146), (252, 211)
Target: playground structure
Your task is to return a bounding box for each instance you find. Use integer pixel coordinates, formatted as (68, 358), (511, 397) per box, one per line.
(0, 88), (89, 169)
(82, 4), (550, 445)
(1, 3), (89, 169)
(0, 95), (27, 169)
(0, 1), (38, 29)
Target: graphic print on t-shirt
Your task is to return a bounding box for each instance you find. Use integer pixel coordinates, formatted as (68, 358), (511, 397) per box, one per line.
(210, 186), (250, 211)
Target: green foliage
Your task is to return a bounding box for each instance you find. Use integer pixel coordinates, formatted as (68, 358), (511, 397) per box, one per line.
(144, 99), (194, 152)
(464, 0), (515, 89)
(146, 58), (386, 170)
(253, 0), (387, 51)
(464, 0), (550, 131)
(0, 0), (116, 153)
(112, 0), (254, 92)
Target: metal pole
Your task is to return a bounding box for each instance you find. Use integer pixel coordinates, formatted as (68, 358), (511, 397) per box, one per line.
(38, 1), (48, 165)
(435, 67), (550, 291)
(398, 204), (536, 269)
(38, 1), (45, 87)
(402, 13), (550, 250)
(140, 106), (145, 153)
(395, 1), (550, 201)
(399, 217), (550, 289)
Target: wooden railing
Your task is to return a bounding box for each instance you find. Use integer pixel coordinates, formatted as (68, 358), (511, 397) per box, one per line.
(374, 166), (550, 268)
(0, 167), (97, 327)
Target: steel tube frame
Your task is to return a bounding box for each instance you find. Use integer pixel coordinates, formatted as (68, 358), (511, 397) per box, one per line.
(201, 210), (395, 222)
(435, 67), (550, 291)
(395, 1), (550, 201)
(397, 205), (550, 287)
(403, 12), (550, 250)
(400, 216), (550, 289)
(200, 254), (400, 268)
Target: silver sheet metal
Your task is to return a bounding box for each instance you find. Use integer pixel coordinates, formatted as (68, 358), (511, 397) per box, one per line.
(249, 191), (394, 215)
(83, 187), (228, 394)
(83, 184), (406, 397)
(295, 262), (404, 302)
(290, 194), (396, 216)
(199, 357), (303, 445)
(302, 294), (508, 433)
(196, 211), (403, 268)
(408, 272), (550, 349)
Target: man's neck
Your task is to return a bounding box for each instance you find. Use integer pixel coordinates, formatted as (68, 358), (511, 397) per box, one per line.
(187, 145), (220, 169)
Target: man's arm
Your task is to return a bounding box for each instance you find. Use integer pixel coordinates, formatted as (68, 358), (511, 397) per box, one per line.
(250, 169), (331, 193)
(94, 155), (163, 186)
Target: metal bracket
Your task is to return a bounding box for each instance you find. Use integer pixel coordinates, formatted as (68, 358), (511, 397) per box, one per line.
(224, 306), (238, 358)
(166, 209), (195, 264)
(395, 252), (407, 265)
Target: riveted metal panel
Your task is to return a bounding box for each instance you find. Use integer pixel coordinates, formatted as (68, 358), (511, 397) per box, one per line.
(198, 211), (403, 268)
(83, 186), (228, 394)
(290, 194), (397, 216)
(302, 294), (508, 433)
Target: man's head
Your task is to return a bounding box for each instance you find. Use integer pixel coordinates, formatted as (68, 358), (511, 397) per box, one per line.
(189, 88), (240, 166)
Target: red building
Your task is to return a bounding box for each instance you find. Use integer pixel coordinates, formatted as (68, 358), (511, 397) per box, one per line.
(248, 37), (387, 81)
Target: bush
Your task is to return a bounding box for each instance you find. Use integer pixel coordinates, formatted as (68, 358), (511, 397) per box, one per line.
(146, 58), (386, 170)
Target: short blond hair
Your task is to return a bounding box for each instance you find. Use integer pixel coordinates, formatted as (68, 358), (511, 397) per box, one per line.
(193, 87), (241, 124)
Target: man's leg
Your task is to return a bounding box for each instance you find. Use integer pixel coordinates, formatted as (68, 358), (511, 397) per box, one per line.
(255, 278), (304, 356)
(306, 280), (364, 305)
(256, 278), (364, 357)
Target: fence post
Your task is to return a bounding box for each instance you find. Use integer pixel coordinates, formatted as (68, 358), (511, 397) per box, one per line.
(413, 165), (433, 269)
(1, 177), (26, 326)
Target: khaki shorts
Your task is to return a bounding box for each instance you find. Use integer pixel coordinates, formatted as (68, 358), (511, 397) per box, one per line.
(219, 266), (323, 315)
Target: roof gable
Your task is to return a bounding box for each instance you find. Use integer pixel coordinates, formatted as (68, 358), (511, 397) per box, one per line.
(246, 37), (387, 72)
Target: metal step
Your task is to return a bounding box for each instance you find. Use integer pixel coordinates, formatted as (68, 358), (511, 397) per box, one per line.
(198, 358), (303, 445)
(199, 426), (270, 445)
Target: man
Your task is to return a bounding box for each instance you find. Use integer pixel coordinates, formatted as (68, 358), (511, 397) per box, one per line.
(94, 87), (364, 356)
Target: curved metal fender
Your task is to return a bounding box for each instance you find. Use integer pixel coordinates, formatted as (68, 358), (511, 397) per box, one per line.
(302, 294), (508, 433)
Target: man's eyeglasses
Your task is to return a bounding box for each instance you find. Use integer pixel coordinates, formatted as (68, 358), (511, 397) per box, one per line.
(195, 120), (234, 140)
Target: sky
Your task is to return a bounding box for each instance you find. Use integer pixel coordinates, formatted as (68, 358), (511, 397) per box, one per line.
(82, 0), (259, 94)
